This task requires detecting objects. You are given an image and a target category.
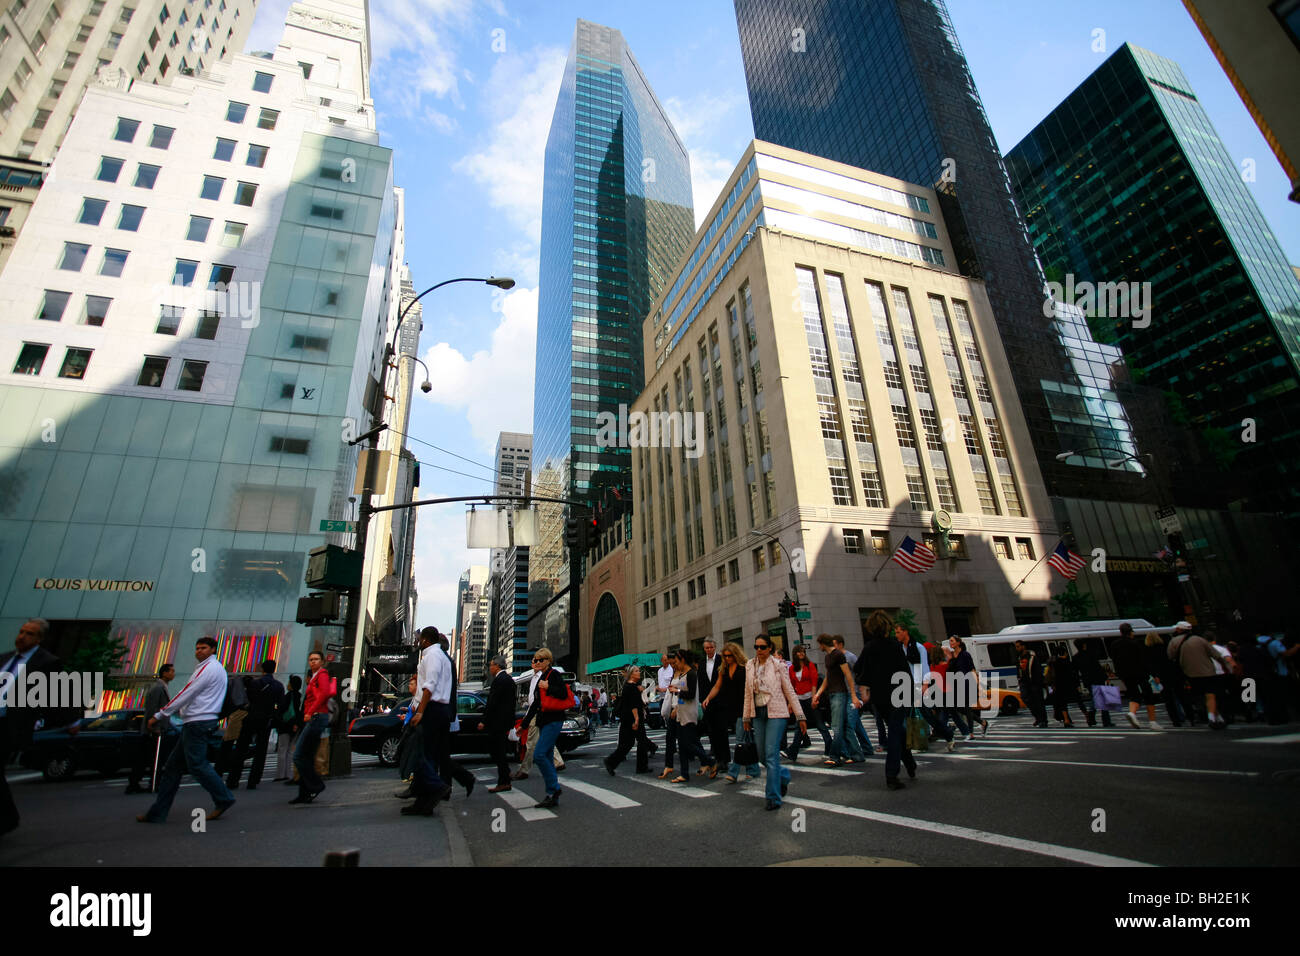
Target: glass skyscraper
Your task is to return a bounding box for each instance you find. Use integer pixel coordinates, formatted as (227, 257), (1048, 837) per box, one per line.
(1005, 43), (1300, 518)
(732, 0), (1143, 500)
(531, 20), (693, 665)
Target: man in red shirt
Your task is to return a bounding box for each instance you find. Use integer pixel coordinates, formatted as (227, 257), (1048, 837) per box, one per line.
(291, 651), (336, 804)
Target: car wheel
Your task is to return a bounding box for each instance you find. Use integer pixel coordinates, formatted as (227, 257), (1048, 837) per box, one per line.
(378, 734), (400, 766)
(44, 756), (75, 781)
(1000, 697), (1020, 716)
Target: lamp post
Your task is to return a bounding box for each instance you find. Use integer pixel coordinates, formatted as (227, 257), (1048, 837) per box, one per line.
(344, 276), (514, 706)
(750, 525), (806, 647)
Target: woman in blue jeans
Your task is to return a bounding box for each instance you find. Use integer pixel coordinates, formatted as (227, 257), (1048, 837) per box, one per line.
(743, 637), (807, 810)
(707, 642), (760, 782)
(529, 647), (569, 809)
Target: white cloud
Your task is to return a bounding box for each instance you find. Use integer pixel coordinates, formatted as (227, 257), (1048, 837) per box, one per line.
(686, 149), (737, 229)
(409, 487), (482, 630)
(419, 285), (537, 455)
(663, 92), (747, 229)
(453, 45), (568, 245)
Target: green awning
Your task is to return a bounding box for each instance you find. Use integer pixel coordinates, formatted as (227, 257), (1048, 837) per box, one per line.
(586, 653), (662, 675)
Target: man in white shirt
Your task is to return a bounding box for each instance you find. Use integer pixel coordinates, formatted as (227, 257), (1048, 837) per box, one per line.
(137, 636), (236, 824)
(656, 653), (678, 774)
(404, 628), (455, 816)
(699, 639), (727, 768)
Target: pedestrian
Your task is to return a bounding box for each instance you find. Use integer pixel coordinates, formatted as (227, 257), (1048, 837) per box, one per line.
(841, 636), (877, 757)
(393, 676), (423, 797)
(811, 633), (865, 766)
(1110, 623), (1160, 730)
(947, 637), (988, 738)
(275, 674), (303, 783)
(899, 626), (956, 751)
(604, 665), (650, 775)
(216, 678), (250, 775)
(290, 650), (336, 804)
(432, 632), (476, 798)
(479, 655), (516, 792)
(698, 639), (728, 770)
(1144, 633), (1184, 727)
(655, 652), (678, 779)
(514, 650), (566, 780)
(227, 658), (284, 790)
(743, 636), (807, 810)
(598, 686), (611, 727)
(1049, 644), (1078, 727)
(1, 619), (65, 836)
(861, 611), (918, 790)
(135, 636), (236, 823)
(528, 647), (570, 809)
(708, 642), (760, 783)
(927, 643), (971, 739)
(1014, 639), (1050, 727)
(669, 650), (711, 783)
(1072, 638), (1112, 727)
(1167, 622), (1231, 730)
(125, 663), (176, 794)
(784, 644), (831, 761)
(401, 627), (454, 816)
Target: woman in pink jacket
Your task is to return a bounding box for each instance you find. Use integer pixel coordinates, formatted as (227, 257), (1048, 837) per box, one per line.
(743, 637), (807, 811)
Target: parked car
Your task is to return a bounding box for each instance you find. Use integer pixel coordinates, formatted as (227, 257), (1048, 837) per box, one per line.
(19, 709), (220, 781)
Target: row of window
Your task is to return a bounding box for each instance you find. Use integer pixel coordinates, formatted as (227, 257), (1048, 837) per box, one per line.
(54, 241), (237, 289)
(13, 343), (207, 391)
(841, 528), (1037, 561)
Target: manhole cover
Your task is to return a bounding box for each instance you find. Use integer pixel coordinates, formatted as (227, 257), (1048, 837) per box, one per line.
(768, 855), (917, 867)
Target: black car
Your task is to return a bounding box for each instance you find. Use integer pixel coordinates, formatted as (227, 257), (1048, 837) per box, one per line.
(19, 709), (221, 781)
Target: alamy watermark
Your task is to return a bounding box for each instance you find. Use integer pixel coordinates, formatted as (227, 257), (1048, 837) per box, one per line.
(1043, 274), (1151, 328)
(595, 405), (705, 459)
(151, 279), (261, 330)
(0, 670), (104, 711)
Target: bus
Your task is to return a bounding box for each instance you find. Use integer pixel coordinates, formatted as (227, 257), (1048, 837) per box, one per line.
(966, 619), (1177, 716)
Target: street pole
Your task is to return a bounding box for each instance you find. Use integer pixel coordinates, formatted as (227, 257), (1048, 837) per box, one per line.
(752, 526), (805, 646)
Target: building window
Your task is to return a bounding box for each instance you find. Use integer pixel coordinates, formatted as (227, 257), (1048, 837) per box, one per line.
(200, 175), (224, 200)
(256, 107), (278, 130)
(934, 473), (957, 511)
(817, 395), (842, 440)
(252, 71), (273, 93)
(1000, 477), (1025, 518)
(919, 408), (945, 451)
(843, 528), (864, 554)
(213, 137), (235, 161)
(0, 89), (15, 121)
(828, 465), (853, 505)
(156, 305), (183, 335)
(58, 347), (91, 380)
(960, 415), (981, 454)
(58, 242), (89, 271)
(96, 156), (124, 182)
(883, 360), (904, 389)
(728, 558), (740, 583)
(38, 289), (71, 321)
(172, 259), (198, 286)
(149, 125), (174, 149)
(892, 405), (917, 448)
(63, 51), (79, 69)
(752, 546), (766, 573)
(208, 263), (235, 287)
(289, 334), (329, 351)
(245, 143), (268, 167)
(233, 181), (257, 205)
(716, 565), (726, 589)
(148, 27), (160, 49)
(119, 5), (133, 22)
(99, 248), (128, 277)
(993, 536), (1012, 559)
(220, 221), (245, 247)
(78, 197), (108, 225)
(13, 343), (49, 376)
(47, 79), (66, 99)
(905, 469), (930, 511)
(269, 436), (310, 454)
(871, 530), (890, 555)
(909, 363), (930, 393)
(114, 117), (140, 142)
(973, 472), (998, 515)
(310, 203), (344, 220)
(226, 101), (247, 123)
(697, 574), (706, 597)
(134, 163), (160, 189)
(984, 418), (1008, 458)
(1015, 538), (1035, 561)
(186, 215), (211, 241)
(861, 468), (885, 507)
(32, 108), (51, 129)
(176, 359), (207, 391)
(948, 534), (967, 558)
(158, 3), (170, 22)
(299, 60), (312, 78)
(83, 295), (111, 326)
(847, 398), (872, 443)
(138, 355), (167, 386)
(111, 202), (144, 231)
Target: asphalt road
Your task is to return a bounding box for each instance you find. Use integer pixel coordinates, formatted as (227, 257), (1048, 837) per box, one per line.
(2, 715), (1297, 867)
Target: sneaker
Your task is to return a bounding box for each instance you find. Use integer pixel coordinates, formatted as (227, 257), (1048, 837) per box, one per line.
(964, 733), (976, 742)
(1125, 711), (1141, 729)
(1148, 721), (1163, 731)
(980, 719), (989, 737)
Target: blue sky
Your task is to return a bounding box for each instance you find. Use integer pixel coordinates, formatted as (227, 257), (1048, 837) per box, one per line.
(247, 0), (1299, 632)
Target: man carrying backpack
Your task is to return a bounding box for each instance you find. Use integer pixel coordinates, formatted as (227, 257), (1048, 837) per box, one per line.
(226, 658), (285, 791)
(136, 637), (236, 824)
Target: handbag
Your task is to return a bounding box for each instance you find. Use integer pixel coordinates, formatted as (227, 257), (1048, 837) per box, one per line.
(539, 670), (576, 713)
(1091, 684), (1122, 712)
(904, 709), (930, 752)
(733, 730), (759, 766)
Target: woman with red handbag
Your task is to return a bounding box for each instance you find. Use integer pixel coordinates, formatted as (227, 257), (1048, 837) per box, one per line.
(530, 648), (572, 809)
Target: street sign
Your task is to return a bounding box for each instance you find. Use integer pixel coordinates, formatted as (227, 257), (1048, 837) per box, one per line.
(796, 610), (812, 620)
(319, 519), (357, 533)
(1155, 506), (1181, 534)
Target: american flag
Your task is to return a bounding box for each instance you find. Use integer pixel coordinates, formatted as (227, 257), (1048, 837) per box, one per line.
(892, 535), (936, 573)
(1047, 540), (1087, 579)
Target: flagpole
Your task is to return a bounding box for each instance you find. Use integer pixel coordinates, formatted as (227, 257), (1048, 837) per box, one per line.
(1013, 547), (1053, 591)
(872, 544), (901, 582)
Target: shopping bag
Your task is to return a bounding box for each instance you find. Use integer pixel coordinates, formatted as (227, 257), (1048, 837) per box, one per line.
(904, 710), (930, 752)
(1091, 684), (1122, 712)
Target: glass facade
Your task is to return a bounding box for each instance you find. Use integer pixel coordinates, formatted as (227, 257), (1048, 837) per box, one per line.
(1004, 43), (1300, 517)
(733, 0), (1140, 500)
(531, 20), (693, 665)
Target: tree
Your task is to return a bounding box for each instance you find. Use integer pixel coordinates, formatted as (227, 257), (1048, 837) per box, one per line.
(66, 631), (129, 691)
(1051, 581), (1097, 622)
(895, 608), (927, 644)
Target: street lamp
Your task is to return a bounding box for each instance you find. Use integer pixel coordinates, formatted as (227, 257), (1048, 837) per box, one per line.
(750, 526), (806, 646)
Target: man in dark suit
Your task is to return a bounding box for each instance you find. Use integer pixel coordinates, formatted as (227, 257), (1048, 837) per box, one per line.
(1, 619), (64, 835)
(478, 654), (516, 792)
(697, 639), (728, 769)
(227, 658), (285, 790)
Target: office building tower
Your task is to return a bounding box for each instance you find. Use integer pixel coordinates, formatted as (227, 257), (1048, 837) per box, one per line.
(1004, 43), (1300, 519)
(491, 431), (531, 672)
(0, 0), (408, 701)
(530, 19), (693, 667)
(732, 0), (1144, 501)
(0, 0), (259, 272)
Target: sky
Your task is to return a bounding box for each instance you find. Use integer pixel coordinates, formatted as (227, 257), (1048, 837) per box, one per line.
(246, 0), (1300, 635)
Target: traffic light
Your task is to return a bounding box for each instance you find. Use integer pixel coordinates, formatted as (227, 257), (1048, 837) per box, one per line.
(779, 595), (796, 619)
(564, 517), (580, 551)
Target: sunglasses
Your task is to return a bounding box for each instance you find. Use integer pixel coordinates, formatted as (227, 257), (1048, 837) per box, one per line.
(754, 644), (770, 650)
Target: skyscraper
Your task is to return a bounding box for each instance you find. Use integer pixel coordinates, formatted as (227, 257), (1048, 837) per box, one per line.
(1004, 43), (1300, 518)
(0, 0), (407, 699)
(732, 0), (1143, 501)
(530, 19), (693, 667)
(491, 431), (530, 673)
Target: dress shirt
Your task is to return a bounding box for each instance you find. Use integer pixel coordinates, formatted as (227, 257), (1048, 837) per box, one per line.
(418, 644), (452, 706)
(657, 664), (674, 693)
(703, 654), (720, 682)
(0, 646), (37, 717)
(156, 657), (228, 723)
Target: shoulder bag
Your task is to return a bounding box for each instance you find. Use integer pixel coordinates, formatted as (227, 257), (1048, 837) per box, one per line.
(539, 669), (576, 713)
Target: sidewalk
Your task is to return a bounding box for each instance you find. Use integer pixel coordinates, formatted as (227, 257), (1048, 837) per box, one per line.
(0, 761), (470, 867)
